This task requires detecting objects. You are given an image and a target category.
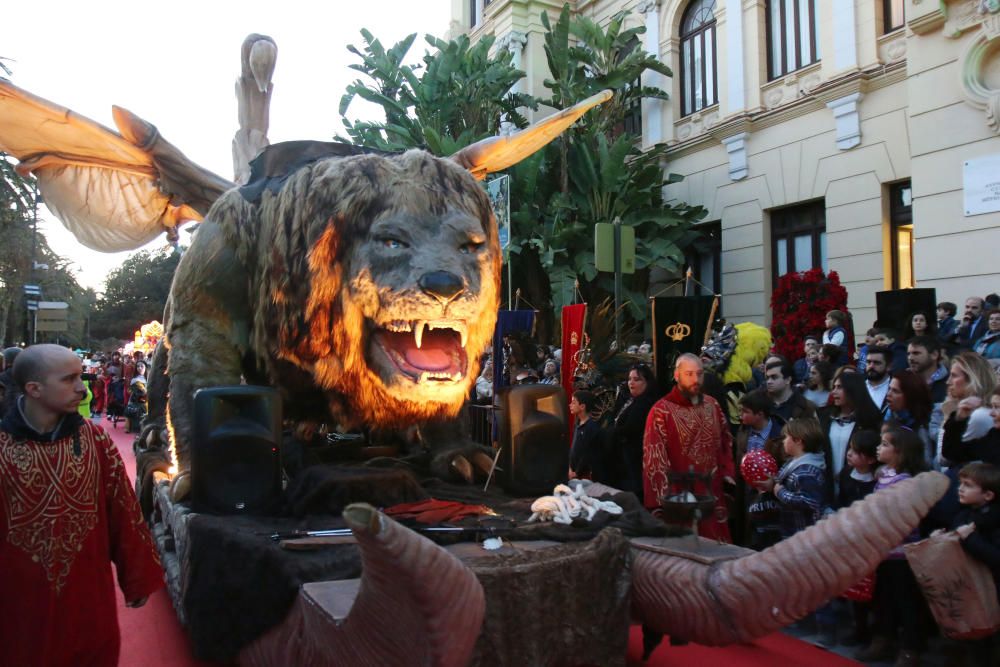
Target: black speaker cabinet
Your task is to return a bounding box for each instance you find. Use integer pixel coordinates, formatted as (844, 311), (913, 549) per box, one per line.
(875, 288), (937, 335)
(191, 386), (282, 515)
(495, 384), (568, 497)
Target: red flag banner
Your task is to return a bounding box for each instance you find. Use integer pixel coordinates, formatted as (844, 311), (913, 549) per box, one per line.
(561, 304), (587, 446)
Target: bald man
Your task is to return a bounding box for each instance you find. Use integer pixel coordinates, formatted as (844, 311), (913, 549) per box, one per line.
(643, 353), (736, 542)
(0, 344), (163, 667)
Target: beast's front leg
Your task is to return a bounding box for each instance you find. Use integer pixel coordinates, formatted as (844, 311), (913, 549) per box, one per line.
(163, 219), (251, 499)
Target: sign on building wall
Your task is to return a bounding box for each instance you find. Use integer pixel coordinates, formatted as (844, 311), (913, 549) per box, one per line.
(964, 154), (1000, 216)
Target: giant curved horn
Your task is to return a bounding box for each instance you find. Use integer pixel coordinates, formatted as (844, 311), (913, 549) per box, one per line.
(450, 89), (612, 180)
(241, 503), (486, 666)
(632, 471), (949, 646)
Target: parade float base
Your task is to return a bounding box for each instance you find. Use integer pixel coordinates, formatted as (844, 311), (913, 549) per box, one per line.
(149, 471), (670, 664)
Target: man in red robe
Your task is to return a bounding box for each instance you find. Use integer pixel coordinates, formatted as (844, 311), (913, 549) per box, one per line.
(0, 344), (164, 666)
(643, 353), (735, 542)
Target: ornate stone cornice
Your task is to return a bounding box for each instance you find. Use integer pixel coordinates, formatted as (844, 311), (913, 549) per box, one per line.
(496, 30), (528, 53)
(635, 0), (659, 15)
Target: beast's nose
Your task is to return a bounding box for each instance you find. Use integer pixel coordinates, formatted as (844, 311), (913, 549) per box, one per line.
(419, 271), (465, 303)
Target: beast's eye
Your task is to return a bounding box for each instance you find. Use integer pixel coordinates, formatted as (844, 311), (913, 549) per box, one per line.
(379, 237), (407, 250)
(459, 241), (483, 255)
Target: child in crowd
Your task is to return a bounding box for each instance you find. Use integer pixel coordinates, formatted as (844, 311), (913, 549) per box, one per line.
(858, 426), (930, 665)
(759, 418), (829, 538)
(948, 462), (1000, 665)
(873, 328), (909, 372)
(837, 429), (880, 646)
(823, 310), (850, 365)
(568, 390), (604, 481)
(758, 418), (833, 640)
(838, 429), (879, 509)
(855, 327), (876, 372)
(938, 301), (959, 343)
(737, 389), (785, 550)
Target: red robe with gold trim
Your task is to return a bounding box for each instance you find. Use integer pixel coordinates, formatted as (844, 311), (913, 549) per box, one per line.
(0, 412), (163, 667)
(643, 387), (735, 542)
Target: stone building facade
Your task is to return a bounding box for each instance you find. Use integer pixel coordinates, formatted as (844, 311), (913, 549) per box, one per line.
(449, 0), (1000, 332)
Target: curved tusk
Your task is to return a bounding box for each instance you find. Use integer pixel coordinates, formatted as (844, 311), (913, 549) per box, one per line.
(450, 89), (613, 180)
(632, 471), (949, 646)
(242, 503), (485, 666)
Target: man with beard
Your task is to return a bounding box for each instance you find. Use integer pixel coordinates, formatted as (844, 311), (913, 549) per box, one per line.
(643, 353), (736, 541)
(0, 344), (163, 666)
(864, 346), (892, 417)
(908, 336), (948, 404)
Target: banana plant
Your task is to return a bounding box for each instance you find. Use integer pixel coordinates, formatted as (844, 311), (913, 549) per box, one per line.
(340, 31), (537, 154)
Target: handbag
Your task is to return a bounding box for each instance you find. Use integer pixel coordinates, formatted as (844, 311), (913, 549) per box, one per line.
(904, 531), (1000, 639)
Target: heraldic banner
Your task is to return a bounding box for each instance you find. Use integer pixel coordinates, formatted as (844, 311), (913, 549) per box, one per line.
(561, 304), (587, 444)
(651, 296), (718, 386)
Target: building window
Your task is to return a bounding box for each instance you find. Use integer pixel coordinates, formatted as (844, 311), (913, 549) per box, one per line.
(766, 0), (819, 80)
(884, 0), (905, 33)
(771, 201), (826, 282)
(685, 221), (722, 296)
(680, 0), (718, 117)
(889, 181), (913, 289)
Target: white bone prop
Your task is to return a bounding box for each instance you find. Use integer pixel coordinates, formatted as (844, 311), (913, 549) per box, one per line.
(528, 481), (623, 524)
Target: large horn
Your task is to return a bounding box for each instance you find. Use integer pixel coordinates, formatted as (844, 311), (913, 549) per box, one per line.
(241, 503), (486, 666)
(632, 471), (949, 646)
(450, 89), (612, 180)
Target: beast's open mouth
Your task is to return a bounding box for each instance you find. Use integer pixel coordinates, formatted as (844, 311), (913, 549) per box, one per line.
(373, 319), (468, 383)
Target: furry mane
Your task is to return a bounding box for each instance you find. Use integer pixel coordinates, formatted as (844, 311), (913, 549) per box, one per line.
(208, 149), (501, 428)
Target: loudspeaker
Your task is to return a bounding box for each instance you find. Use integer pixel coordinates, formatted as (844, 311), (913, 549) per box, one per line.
(191, 386), (282, 515)
(495, 384), (569, 497)
(875, 288), (937, 336)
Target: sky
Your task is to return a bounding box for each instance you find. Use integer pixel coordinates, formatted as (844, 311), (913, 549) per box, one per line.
(1, 1), (453, 291)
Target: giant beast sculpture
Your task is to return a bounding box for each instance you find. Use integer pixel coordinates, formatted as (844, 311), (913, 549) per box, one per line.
(0, 76), (610, 490)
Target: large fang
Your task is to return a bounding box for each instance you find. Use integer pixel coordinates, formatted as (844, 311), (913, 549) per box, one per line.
(414, 320), (427, 349)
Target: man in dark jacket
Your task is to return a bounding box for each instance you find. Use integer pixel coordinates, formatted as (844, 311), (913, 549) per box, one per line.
(764, 357), (817, 423)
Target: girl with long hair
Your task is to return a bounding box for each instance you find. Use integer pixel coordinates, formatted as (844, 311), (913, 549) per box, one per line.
(885, 369), (934, 463)
(823, 369), (883, 497)
(857, 426), (929, 664)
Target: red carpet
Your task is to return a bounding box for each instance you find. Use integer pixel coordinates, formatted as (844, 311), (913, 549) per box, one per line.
(107, 421), (857, 666)
(107, 421), (213, 667)
(626, 625), (860, 666)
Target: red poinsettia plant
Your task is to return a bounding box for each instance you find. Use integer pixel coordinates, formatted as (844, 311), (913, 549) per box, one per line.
(770, 268), (851, 362)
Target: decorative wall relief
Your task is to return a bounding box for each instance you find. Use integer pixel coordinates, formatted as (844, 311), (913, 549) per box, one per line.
(946, 0), (1000, 38)
(673, 107), (719, 142)
(957, 2), (1000, 134)
(879, 31), (908, 63)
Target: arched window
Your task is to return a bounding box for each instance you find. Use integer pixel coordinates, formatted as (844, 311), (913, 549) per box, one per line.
(766, 0), (819, 80)
(679, 0), (718, 117)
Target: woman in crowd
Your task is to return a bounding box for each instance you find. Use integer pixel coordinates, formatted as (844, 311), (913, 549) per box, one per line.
(903, 311), (936, 341)
(942, 382), (1000, 468)
(936, 351), (997, 469)
(803, 360), (833, 409)
(821, 368), (883, 497)
(609, 363), (659, 502)
(885, 369), (934, 461)
(974, 309), (1000, 360)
